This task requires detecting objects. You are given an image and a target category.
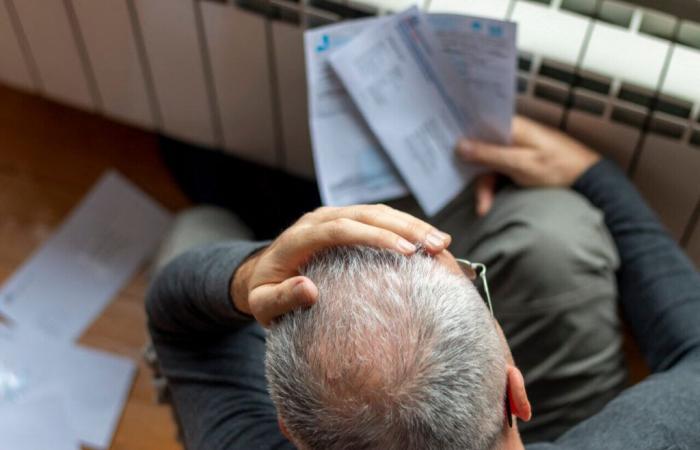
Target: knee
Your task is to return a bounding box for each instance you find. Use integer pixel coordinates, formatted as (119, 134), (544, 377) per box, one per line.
(472, 188), (619, 299)
(511, 189), (618, 276)
(522, 189), (617, 271)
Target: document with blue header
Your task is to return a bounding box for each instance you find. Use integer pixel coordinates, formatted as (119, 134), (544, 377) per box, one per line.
(310, 7), (516, 215)
(329, 7), (469, 215)
(305, 17), (408, 206)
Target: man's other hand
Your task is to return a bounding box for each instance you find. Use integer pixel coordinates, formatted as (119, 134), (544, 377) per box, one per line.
(458, 116), (600, 216)
(231, 205), (452, 326)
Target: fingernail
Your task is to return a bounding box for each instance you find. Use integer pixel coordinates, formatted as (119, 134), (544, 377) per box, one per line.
(426, 232), (447, 248)
(293, 279), (308, 297)
(397, 238), (417, 254)
(293, 280), (314, 306)
(438, 231), (451, 242)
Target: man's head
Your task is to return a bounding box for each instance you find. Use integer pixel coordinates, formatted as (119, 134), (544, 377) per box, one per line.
(266, 246), (525, 450)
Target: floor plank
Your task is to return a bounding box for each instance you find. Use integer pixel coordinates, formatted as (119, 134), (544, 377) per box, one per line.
(0, 84), (188, 450)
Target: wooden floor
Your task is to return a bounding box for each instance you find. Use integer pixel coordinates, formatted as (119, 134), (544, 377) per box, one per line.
(0, 84), (188, 450)
(0, 83), (651, 449)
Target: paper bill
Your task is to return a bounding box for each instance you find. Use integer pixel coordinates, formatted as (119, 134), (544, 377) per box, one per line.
(427, 13), (517, 144)
(0, 171), (172, 341)
(309, 8), (516, 213)
(329, 7), (473, 215)
(305, 17), (409, 206)
(0, 395), (79, 450)
(0, 329), (135, 449)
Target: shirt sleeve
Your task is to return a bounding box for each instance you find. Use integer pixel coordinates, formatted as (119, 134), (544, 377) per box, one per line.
(145, 240), (295, 450)
(146, 240), (268, 337)
(572, 159), (700, 372)
(525, 161), (700, 450)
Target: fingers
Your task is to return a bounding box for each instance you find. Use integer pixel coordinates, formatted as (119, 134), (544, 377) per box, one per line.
(474, 174), (497, 217)
(300, 204), (451, 252)
(456, 139), (535, 182)
(511, 116), (542, 147)
(433, 249), (462, 276)
(249, 276), (319, 326)
(276, 219), (429, 270)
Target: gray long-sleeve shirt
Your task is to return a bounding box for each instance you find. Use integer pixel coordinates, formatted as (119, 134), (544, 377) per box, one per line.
(147, 160), (700, 449)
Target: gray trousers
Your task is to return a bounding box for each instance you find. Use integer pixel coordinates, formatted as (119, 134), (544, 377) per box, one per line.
(156, 186), (626, 443)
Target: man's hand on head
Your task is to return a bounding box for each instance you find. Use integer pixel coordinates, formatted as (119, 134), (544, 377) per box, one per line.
(231, 204), (453, 326)
(458, 116), (601, 216)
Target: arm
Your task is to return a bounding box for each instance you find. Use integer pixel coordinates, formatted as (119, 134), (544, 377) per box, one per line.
(146, 241), (266, 337)
(146, 206), (455, 448)
(573, 160), (700, 372)
(146, 241), (280, 450)
(458, 116), (700, 373)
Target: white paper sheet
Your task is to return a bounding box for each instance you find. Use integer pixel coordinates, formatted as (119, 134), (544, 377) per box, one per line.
(0, 328), (136, 449)
(305, 17), (409, 206)
(0, 395), (80, 450)
(315, 8), (516, 214)
(0, 170), (172, 340)
(427, 13), (516, 144)
(330, 7), (473, 215)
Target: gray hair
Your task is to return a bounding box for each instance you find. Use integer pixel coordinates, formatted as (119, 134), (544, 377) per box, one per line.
(265, 246), (506, 450)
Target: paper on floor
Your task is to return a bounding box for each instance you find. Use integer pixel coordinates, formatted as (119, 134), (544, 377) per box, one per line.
(0, 395), (80, 450)
(0, 327), (136, 449)
(0, 170), (172, 341)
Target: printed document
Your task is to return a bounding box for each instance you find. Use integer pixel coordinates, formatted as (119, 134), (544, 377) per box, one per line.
(310, 8), (516, 214)
(305, 17), (408, 206)
(0, 396), (79, 450)
(0, 328), (135, 449)
(330, 7), (472, 215)
(427, 13), (517, 144)
(0, 170), (172, 341)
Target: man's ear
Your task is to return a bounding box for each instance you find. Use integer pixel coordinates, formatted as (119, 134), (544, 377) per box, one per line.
(507, 365), (532, 422)
(278, 415), (293, 441)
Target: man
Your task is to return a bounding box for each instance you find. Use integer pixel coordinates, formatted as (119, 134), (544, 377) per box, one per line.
(265, 244), (524, 450)
(147, 117), (700, 449)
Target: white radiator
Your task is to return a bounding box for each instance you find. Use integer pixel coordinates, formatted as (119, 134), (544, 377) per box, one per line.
(1, 0), (699, 266)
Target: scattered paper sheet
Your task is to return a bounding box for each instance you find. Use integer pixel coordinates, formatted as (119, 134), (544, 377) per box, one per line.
(305, 17), (409, 206)
(0, 327), (136, 449)
(0, 395), (80, 450)
(0, 171), (172, 341)
(310, 8), (516, 214)
(330, 7), (473, 215)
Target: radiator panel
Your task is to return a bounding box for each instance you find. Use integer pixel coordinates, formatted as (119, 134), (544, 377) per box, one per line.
(633, 134), (700, 241)
(0, 0), (699, 262)
(271, 20), (314, 179)
(661, 45), (700, 105)
(581, 22), (670, 90)
(356, 0), (426, 13)
(201, 1), (278, 166)
(510, 2), (590, 66)
(0, 0), (34, 92)
(516, 96), (564, 127)
(516, 71), (568, 127)
(566, 109), (640, 171)
(427, 0), (512, 19)
(12, 0), (95, 109)
(133, 0), (217, 147)
(72, 0), (156, 129)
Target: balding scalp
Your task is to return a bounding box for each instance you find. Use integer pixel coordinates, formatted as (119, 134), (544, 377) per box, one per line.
(265, 246), (506, 450)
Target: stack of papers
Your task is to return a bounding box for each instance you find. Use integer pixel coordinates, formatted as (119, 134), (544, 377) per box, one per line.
(0, 171), (172, 449)
(305, 6), (517, 215)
